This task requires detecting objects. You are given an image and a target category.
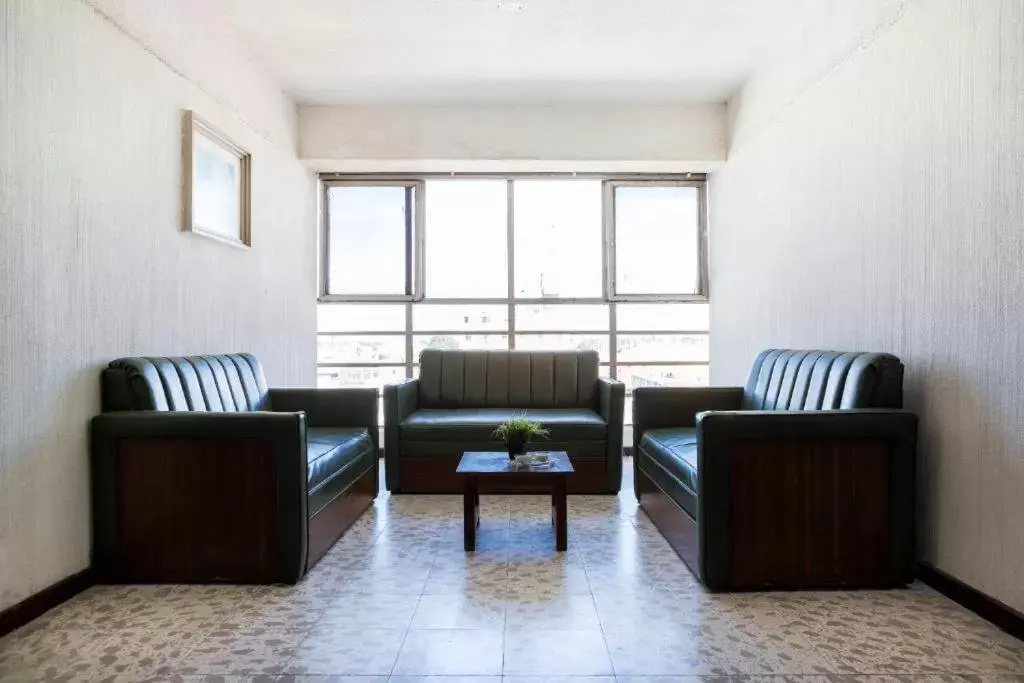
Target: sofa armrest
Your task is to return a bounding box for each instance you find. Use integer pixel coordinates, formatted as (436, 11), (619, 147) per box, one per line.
(696, 408), (918, 441)
(90, 411), (308, 583)
(383, 379), (419, 491)
(696, 409), (917, 589)
(598, 377), (626, 492)
(269, 387), (378, 431)
(633, 386), (744, 444)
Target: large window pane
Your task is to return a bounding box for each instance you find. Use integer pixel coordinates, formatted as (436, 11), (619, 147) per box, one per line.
(515, 304), (609, 331)
(318, 335), (405, 364)
(326, 185), (410, 296)
(413, 334), (509, 358)
(514, 180), (602, 298)
(318, 304), (406, 332)
(616, 303), (708, 331)
(317, 366), (406, 389)
(613, 185), (700, 296)
(425, 180), (507, 297)
(516, 334), (610, 361)
(617, 334), (708, 363)
(618, 365), (709, 391)
(414, 304), (508, 331)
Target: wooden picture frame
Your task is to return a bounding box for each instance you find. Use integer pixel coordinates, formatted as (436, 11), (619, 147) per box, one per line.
(182, 110), (252, 247)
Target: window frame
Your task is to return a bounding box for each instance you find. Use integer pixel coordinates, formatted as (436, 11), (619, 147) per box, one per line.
(319, 179), (425, 302)
(319, 173), (708, 305)
(603, 178), (709, 302)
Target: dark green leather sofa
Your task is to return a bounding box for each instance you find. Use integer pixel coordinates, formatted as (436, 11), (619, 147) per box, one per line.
(385, 349), (625, 493)
(634, 349), (917, 590)
(91, 353), (378, 584)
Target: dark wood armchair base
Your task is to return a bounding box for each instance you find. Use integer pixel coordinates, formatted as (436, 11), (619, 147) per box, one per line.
(307, 465), (377, 570)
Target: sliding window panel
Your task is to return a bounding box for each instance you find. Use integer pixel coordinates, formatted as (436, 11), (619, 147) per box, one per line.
(325, 184), (414, 298)
(617, 365), (710, 392)
(413, 304), (509, 332)
(612, 184), (702, 297)
(317, 366), (407, 390)
(317, 335), (406, 364)
(424, 180), (508, 297)
(616, 303), (709, 331)
(317, 304), (406, 332)
(513, 180), (603, 298)
(413, 334), (509, 357)
(515, 334), (610, 362)
(616, 334), (709, 363)
(515, 304), (609, 331)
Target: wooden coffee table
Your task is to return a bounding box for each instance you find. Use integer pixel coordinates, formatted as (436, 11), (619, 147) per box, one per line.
(456, 451), (574, 551)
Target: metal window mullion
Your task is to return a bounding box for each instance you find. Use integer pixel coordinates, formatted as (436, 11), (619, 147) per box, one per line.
(609, 301), (618, 380)
(320, 181), (331, 298)
(506, 179), (516, 348)
(405, 302), (414, 377)
(698, 181), (709, 299)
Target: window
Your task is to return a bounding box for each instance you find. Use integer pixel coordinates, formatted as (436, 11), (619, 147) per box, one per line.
(317, 174), (709, 440)
(513, 180), (603, 298)
(321, 181), (421, 300)
(424, 180), (507, 297)
(607, 182), (706, 299)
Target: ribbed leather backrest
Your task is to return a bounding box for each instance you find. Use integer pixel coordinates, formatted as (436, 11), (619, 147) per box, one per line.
(418, 349), (600, 409)
(101, 353), (270, 412)
(742, 349), (904, 411)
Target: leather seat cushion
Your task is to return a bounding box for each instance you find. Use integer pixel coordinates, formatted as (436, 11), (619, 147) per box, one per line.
(639, 428), (699, 492)
(307, 427), (375, 491)
(401, 408), (607, 442)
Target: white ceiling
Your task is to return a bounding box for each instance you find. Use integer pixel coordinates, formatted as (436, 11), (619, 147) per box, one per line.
(205, 0), (842, 104)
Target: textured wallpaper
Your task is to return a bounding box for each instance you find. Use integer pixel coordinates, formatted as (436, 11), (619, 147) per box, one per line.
(0, 1), (316, 610)
(710, 0), (1024, 610)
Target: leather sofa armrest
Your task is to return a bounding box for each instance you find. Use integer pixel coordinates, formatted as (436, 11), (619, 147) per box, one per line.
(696, 408), (918, 441)
(598, 377), (625, 493)
(633, 386), (744, 444)
(383, 379), (419, 492)
(696, 409), (917, 589)
(90, 411), (309, 583)
(269, 388), (378, 431)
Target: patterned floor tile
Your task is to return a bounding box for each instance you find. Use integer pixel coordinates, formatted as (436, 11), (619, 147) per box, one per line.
(318, 593), (422, 629)
(174, 628), (306, 675)
(504, 592), (601, 630)
(284, 628), (406, 675)
(5, 463), (1022, 681)
(503, 630), (613, 675)
(410, 594), (506, 629)
(392, 629), (504, 675)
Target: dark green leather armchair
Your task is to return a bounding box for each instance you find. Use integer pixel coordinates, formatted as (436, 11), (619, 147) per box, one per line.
(634, 349), (917, 590)
(91, 353), (378, 585)
(385, 349), (625, 493)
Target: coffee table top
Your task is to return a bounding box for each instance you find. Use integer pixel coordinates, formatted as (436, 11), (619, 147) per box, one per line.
(457, 451), (573, 475)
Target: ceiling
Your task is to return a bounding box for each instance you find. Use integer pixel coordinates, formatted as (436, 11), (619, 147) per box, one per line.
(205, 0), (839, 104)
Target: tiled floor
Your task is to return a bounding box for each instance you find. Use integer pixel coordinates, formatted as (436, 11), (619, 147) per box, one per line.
(2, 461), (1024, 682)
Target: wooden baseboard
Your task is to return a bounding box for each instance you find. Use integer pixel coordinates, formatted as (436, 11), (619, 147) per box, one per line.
(0, 568), (94, 638)
(917, 562), (1024, 641)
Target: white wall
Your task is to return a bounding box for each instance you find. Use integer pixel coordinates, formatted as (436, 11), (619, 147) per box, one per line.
(300, 103), (726, 172)
(710, 0), (1024, 610)
(0, 0), (316, 610)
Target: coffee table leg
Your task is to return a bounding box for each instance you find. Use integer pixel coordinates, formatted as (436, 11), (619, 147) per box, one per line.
(464, 479), (477, 551)
(553, 478), (567, 551)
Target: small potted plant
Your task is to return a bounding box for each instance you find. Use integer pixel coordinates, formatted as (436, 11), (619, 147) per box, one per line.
(492, 413), (550, 460)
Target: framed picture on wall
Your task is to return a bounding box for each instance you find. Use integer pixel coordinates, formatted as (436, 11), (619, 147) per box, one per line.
(182, 110), (252, 247)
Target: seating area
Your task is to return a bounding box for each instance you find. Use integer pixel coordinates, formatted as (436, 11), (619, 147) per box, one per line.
(385, 349), (624, 494)
(92, 354), (378, 583)
(634, 349), (918, 590)
(4, 1), (1024, 680)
